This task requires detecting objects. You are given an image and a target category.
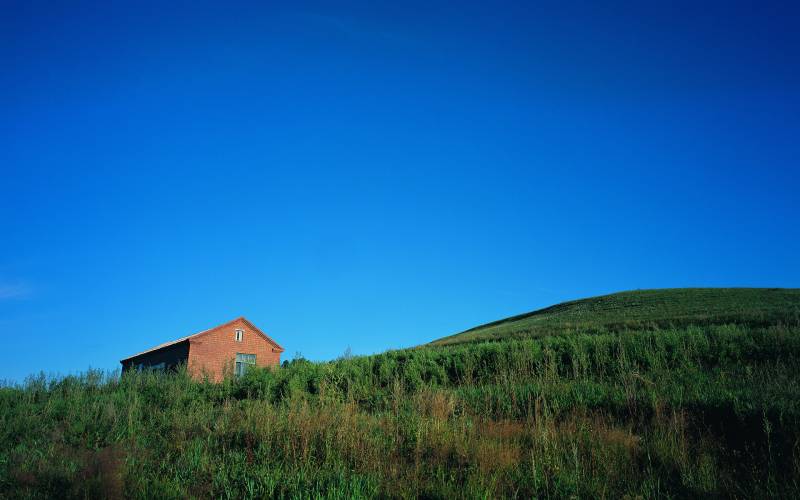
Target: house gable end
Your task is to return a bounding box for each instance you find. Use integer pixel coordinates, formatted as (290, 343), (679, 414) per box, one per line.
(186, 317), (284, 352)
(186, 317), (282, 381)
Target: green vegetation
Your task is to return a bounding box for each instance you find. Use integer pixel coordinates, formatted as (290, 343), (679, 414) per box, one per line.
(432, 287), (800, 345)
(2, 288), (800, 498)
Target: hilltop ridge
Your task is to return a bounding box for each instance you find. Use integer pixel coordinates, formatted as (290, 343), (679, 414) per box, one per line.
(431, 287), (800, 346)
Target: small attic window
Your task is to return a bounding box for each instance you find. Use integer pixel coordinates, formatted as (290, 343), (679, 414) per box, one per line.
(235, 329), (244, 342)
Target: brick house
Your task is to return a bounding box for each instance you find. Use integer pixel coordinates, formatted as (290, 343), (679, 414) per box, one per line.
(120, 317), (284, 381)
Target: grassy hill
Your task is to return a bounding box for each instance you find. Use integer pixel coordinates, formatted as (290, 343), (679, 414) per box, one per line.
(432, 288), (800, 345)
(2, 288), (800, 498)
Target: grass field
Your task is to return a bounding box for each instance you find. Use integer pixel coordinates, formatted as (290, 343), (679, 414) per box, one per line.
(431, 288), (800, 345)
(1, 288), (800, 498)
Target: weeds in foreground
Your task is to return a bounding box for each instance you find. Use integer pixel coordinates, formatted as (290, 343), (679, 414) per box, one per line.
(1, 323), (800, 498)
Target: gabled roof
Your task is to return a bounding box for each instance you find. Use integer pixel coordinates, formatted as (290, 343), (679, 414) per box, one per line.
(120, 316), (284, 362)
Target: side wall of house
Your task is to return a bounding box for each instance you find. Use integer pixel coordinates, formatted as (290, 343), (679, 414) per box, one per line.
(187, 319), (281, 381)
(121, 341), (190, 374)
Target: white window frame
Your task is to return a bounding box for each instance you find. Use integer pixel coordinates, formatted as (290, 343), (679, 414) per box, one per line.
(235, 353), (256, 377)
(235, 328), (244, 342)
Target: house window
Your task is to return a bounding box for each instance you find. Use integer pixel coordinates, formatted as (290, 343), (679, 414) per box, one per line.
(235, 353), (256, 377)
(136, 362), (165, 372)
(235, 329), (244, 342)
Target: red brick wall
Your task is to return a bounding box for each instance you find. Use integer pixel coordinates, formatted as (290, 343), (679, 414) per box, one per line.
(187, 319), (282, 381)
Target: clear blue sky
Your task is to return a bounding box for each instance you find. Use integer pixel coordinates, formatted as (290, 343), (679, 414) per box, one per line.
(1, 1), (798, 382)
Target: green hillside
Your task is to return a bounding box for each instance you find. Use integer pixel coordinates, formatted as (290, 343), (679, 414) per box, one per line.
(2, 287), (800, 498)
(432, 288), (800, 346)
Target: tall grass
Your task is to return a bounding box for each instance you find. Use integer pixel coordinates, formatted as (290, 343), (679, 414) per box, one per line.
(433, 287), (800, 345)
(2, 323), (800, 498)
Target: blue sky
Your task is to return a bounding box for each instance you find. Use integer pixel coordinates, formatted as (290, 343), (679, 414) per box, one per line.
(1, 1), (798, 382)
